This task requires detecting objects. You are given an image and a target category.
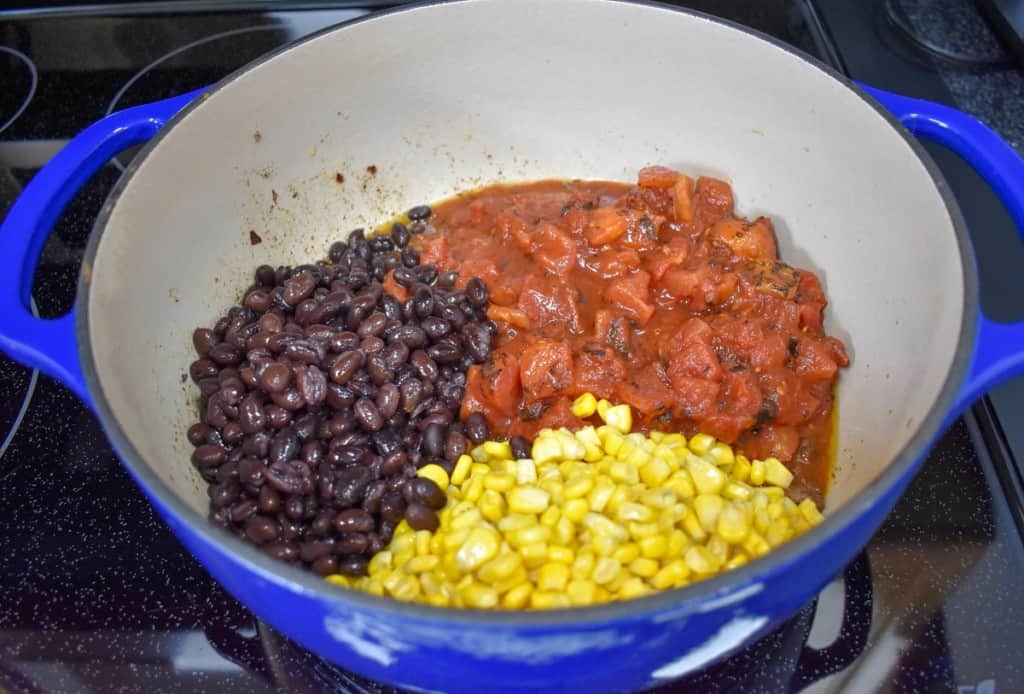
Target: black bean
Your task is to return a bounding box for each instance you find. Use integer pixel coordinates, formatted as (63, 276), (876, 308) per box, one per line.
(238, 457), (267, 487)
(421, 422), (446, 459)
(365, 353), (392, 386)
(238, 396), (266, 434)
(242, 432), (271, 458)
(357, 312), (388, 338)
(436, 270), (458, 289)
(230, 499), (258, 523)
(256, 264), (277, 286)
(426, 342), (461, 365)
(334, 466), (372, 507)
(334, 508), (375, 533)
(192, 444), (227, 468)
(265, 461), (303, 495)
(382, 341), (410, 372)
(413, 286), (434, 318)
(282, 272), (316, 305)
(464, 412), (490, 445)
(405, 502), (440, 531)
(293, 413), (318, 442)
(296, 365), (327, 406)
(192, 328), (218, 358)
(353, 398), (384, 432)
(360, 336), (385, 356)
(257, 486), (281, 513)
(337, 534), (371, 556)
(329, 350), (364, 385)
(245, 516), (280, 544)
(190, 358), (218, 383)
(265, 405), (291, 429)
(410, 350), (439, 382)
(285, 496), (305, 521)
(279, 514), (304, 542)
(188, 423), (212, 446)
(375, 383), (400, 419)
(510, 436), (531, 460)
(262, 542), (299, 562)
(401, 247), (420, 268)
(407, 204), (432, 221)
(379, 491), (406, 523)
(444, 430), (469, 462)
(405, 477), (446, 509)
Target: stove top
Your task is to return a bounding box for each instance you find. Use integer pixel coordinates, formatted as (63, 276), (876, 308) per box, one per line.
(2, 2), (1024, 692)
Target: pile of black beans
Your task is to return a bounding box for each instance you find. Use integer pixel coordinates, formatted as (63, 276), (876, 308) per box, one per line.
(187, 209), (495, 576)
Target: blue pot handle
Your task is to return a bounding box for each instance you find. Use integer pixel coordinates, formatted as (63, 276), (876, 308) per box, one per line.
(861, 85), (1024, 418)
(0, 89), (203, 405)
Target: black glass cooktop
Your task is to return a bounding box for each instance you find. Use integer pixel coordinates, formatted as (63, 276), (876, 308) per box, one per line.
(2, 2), (1024, 692)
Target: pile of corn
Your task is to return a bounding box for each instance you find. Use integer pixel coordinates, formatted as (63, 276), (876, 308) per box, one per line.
(326, 394), (824, 609)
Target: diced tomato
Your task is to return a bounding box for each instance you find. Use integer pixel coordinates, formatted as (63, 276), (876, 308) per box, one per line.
(741, 425), (801, 462)
(709, 217), (778, 260)
(695, 177), (734, 227)
(587, 248), (642, 279)
(672, 175), (695, 224)
(519, 340), (574, 401)
(586, 207), (629, 245)
(381, 270), (409, 302)
(638, 166), (680, 188)
(667, 339), (723, 383)
(795, 338), (839, 380)
(827, 337), (850, 367)
(461, 365), (505, 430)
(416, 236), (450, 268)
(480, 349), (522, 413)
(497, 213), (531, 253)
(530, 223), (577, 275)
(643, 241), (689, 282)
(603, 270), (655, 326)
(517, 274), (581, 334)
(616, 363), (674, 416)
(572, 342), (627, 399)
(671, 376), (721, 419)
(487, 304), (530, 330)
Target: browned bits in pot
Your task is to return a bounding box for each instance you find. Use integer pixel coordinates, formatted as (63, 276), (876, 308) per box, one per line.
(186, 214), (494, 575)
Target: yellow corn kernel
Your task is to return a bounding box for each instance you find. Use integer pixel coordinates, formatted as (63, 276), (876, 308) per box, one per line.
(415, 530), (433, 556)
(507, 486), (551, 515)
(538, 506), (561, 529)
(724, 554), (749, 570)
(442, 527), (471, 552)
(723, 481), (752, 502)
(694, 494), (725, 533)
(567, 579), (598, 606)
(731, 454), (751, 482)
(477, 553), (523, 583)
(639, 535), (668, 560)
(799, 498), (824, 526)
(479, 440), (511, 459)
(574, 426), (604, 461)
(483, 471), (516, 492)
(479, 489), (507, 523)
(764, 457), (794, 488)
(417, 463), (450, 491)
(547, 545), (574, 564)
(564, 474), (595, 500)
(640, 457), (672, 487)
(618, 577), (652, 599)
(563, 498), (590, 524)
(626, 521), (659, 540)
(591, 533), (620, 556)
(749, 458), (766, 486)
(667, 529), (689, 556)
(450, 507), (484, 531)
(450, 454), (473, 485)
(511, 457), (536, 484)
(502, 583), (533, 608)
(615, 501), (654, 524)
(605, 569), (629, 594)
(685, 545), (722, 575)
(572, 392), (599, 418)
(460, 582), (499, 608)
(455, 527), (501, 572)
(583, 513), (629, 542)
(368, 550), (393, 575)
(531, 591), (571, 609)
(602, 404), (633, 433)
(717, 503), (751, 544)
(608, 460), (638, 485)
(707, 442), (735, 467)
(650, 559), (691, 590)
(554, 516), (575, 546)
(588, 478), (617, 513)
(763, 486), (786, 500)
(325, 574), (351, 588)
(596, 398), (612, 419)
(572, 550), (596, 579)
(743, 532), (770, 558)
(508, 524), (551, 548)
(682, 510), (708, 542)
(463, 474), (485, 502)
(492, 567), (529, 595)
(707, 535), (730, 564)
(497, 514), (536, 533)
(629, 557), (660, 578)
(391, 575), (421, 601)
(598, 427), (625, 457)
(531, 435), (562, 464)
(405, 555), (439, 574)
(592, 557), (622, 585)
(666, 470), (696, 499)
(537, 562), (571, 592)
(688, 433), (715, 456)
(613, 542), (640, 564)
(687, 456), (728, 495)
(419, 571), (441, 597)
(521, 542), (549, 569)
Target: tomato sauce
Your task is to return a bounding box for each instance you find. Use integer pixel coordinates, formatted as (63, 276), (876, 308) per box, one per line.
(412, 168), (848, 503)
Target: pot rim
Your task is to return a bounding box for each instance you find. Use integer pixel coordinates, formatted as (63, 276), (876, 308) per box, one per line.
(77, 0), (977, 627)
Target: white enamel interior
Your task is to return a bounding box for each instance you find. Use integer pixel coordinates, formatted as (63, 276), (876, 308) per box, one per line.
(87, 0), (963, 517)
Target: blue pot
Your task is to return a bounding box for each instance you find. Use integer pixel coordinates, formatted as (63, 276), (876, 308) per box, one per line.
(1, 2), (1023, 692)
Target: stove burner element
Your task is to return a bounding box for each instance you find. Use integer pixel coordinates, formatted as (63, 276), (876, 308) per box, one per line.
(105, 25), (288, 171)
(0, 46), (38, 136)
